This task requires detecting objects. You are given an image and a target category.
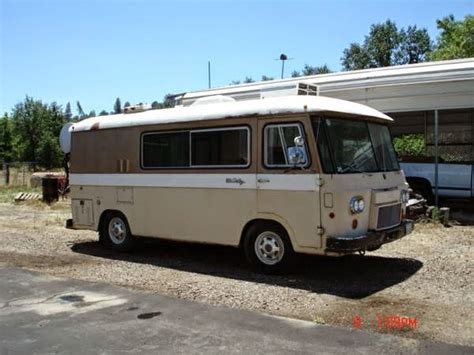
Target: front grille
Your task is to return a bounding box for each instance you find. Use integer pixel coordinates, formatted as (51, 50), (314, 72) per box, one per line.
(377, 204), (401, 230)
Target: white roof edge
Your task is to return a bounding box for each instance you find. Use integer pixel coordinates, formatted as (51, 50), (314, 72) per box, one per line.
(71, 95), (392, 132)
(181, 58), (474, 99)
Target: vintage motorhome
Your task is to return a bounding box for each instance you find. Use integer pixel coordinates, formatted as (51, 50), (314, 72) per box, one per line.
(64, 90), (413, 272)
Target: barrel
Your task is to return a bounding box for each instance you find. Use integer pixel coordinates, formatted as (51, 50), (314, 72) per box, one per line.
(42, 177), (59, 204)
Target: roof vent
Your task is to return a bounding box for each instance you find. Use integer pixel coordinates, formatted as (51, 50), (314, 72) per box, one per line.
(191, 95), (236, 106)
(124, 103), (152, 114)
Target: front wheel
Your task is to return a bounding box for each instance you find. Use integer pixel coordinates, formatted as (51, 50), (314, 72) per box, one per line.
(99, 212), (135, 252)
(243, 223), (295, 274)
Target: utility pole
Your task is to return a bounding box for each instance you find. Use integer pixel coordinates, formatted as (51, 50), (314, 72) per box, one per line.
(208, 61), (211, 89)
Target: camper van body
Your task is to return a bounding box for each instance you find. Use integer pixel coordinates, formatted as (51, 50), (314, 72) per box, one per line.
(66, 95), (413, 272)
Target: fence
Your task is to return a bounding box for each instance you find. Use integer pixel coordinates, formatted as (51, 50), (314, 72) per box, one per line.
(0, 162), (38, 187)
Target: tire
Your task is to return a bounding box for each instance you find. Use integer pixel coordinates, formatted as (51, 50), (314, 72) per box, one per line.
(99, 212), (135, 252)
(243, 222), (295, 274)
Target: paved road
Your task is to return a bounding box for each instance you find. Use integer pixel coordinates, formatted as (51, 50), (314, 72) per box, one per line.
(0, 266), (471, 354)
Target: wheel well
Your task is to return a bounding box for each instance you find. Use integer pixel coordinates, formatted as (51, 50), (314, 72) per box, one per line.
(97, 209), (128, 232)
(239, 219), (289, 248)
(406, 177), (432, 191)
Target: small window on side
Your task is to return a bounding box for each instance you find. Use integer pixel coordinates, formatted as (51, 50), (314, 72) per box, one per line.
(264, 123), (309, 168)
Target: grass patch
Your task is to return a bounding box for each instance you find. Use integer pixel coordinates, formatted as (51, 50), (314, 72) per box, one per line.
(0, 186), (42, 203)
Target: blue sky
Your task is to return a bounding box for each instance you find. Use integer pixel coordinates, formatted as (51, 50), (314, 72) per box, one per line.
(0, 0), (472, 115)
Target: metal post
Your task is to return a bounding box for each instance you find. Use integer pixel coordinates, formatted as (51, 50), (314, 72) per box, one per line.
(208, 61), (211, 89)
(434, 110), (439, 207)
(281, 60), (285, 79)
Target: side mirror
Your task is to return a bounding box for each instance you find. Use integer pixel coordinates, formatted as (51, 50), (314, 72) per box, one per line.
(294, 136), (305, 147)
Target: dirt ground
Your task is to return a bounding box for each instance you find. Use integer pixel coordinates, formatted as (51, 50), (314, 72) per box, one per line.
(0, 201), (472, 346)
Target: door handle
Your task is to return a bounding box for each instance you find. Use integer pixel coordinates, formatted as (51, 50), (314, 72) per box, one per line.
(257, 178), (270, 183)
(226, 177), (245, 185)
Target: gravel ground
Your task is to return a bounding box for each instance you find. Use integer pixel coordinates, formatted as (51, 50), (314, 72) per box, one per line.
(0, 201), (472, 346)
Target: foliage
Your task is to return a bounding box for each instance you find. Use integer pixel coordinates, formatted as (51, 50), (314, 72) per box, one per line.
(113, 97), (122, 114)
(261, 75), (274, 81)
(99, 110), (109, 116)
(244, 77), (255, 83)
(76, 101), (85, 118)
(6, 97), (66, 168)
(341, 20), (432, 70)
(393, 134), (425, 157)
(151, 101), (160, 109)
(64, 102), (72, 121)
(124, 101), (131, 108)
(430, 15), (474, 60)
(0, 114), (14, 162)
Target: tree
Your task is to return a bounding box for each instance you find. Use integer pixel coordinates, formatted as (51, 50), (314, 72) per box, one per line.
(88, 110), (96, 117)
(65, 102), (72, 121)
(151, 101), (160, 109)
(341, 43), (371, 70)
(302, 64), (332, 75)
(0, 114), (13, 162)
(398, 26), (432, 64)
(243, 77), (255, 83)
(124, 101), (131, 108)
(76, 101), (85, 118)
(162, 94), (175, 108)
(261, 75), (274, 81)
(99, 110), (109, 116)
(230, 80), (241, 85)
(341, 19), (432, 70)
(114, 97), (122, 114)
(430, 15), (474, 61)
(291, 70), (301, 78)
(10, 96), (66, 166)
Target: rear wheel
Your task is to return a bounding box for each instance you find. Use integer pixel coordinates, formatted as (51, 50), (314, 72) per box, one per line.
(99, 212), (135, 252)
(243, 222), (295, 274)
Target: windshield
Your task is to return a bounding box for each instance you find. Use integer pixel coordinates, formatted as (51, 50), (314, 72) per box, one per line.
(312, 117), (399, 174)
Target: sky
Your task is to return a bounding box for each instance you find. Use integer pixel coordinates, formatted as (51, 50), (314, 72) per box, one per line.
(0, 0), (472, 115)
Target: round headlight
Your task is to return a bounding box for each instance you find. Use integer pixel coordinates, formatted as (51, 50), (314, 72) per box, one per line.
(350, 196), (365, 214)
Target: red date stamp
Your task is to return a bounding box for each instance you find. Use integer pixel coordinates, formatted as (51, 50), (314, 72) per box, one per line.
(353, 314), (418, 330)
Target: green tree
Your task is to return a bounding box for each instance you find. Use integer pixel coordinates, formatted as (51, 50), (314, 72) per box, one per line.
(291, 70), (301, 77)
(65, 102), (72, 121)
(243, 77), (255, 83)
(341, 19), (432, 70)
(0, 114), (13, 162)
(302, 64), (332, 75)
(430, 15), (474, 60)
(99, 110), (109, 116)
(10, 97), (66, 166)
(261, 75), (274, 81)
(88, 110), (96, 117)
(151, 101), (160, 109)
(124, 101), (131, 108)
(230, 80), (241, 85)
(76, 101), (85, 118)
(114, 97), (122, 114)
(398, 26), (433, 64)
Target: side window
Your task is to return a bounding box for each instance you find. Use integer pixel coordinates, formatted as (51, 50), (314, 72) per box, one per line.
(264, 123), (309, 168)
(142, 131), (190, 168)
(191, 127), (249, 167)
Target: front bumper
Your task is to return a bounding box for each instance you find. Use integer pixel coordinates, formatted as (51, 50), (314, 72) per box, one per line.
(325, 219), (414, 253)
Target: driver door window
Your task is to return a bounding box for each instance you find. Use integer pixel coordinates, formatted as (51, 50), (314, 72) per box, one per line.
(264, 123), (308, 168)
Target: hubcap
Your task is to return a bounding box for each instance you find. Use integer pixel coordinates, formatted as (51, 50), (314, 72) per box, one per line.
(254, 231), (285, 265)
(108, 217), (127, 244)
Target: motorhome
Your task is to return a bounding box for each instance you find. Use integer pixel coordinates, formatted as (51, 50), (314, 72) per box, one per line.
(63, 88), (413, 273)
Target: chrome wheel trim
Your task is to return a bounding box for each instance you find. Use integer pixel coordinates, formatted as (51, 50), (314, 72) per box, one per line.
(108, 217), (127, 245)
(254, 231), (285, 266)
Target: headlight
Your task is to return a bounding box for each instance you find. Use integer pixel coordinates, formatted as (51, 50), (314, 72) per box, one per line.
(400, 190), (410, 203)
(350, 196), (365, 214)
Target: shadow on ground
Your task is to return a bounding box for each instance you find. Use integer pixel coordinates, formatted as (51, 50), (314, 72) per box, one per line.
(71, 238), (423, 300)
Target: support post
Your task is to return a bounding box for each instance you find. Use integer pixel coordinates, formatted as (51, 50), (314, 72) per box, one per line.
(208, 61), (211, 89)
(434, 110), (439, 207)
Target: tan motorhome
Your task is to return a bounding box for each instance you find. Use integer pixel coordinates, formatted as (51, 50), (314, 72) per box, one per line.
(64, 92), (413, 273)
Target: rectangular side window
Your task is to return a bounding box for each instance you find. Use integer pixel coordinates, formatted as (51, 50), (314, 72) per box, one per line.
(191, 127), (249, 167)
(264, 123), (309, 168)
(142, 131), (190, 168)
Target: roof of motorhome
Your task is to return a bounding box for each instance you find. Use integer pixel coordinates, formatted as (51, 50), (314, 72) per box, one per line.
(179, 58), (474, 100)
(70, 95), (392, 132)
